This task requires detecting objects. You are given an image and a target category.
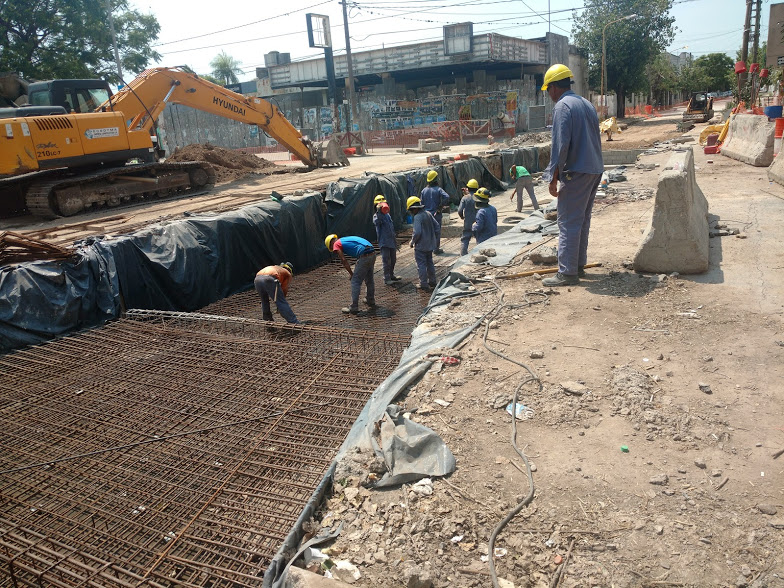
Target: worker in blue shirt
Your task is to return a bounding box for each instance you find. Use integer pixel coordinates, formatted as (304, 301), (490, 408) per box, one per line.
(407, 196), (438, 292)
(472, 187), (497, 244)
(540, 64), (604, 287)
(372, 195), (401, 285)
(420, 169), (451, 254)
(457, 178), (479, 255)
(325, 234), (377, 314)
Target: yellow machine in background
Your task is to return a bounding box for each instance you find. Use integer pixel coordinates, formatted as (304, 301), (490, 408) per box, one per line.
(0, 67), (347, 217)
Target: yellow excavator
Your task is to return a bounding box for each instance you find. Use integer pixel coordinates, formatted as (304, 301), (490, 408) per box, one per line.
(0, 67), (347, 217)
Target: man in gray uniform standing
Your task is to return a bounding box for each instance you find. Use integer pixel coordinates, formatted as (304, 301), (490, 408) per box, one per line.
(540, 64), (604, 287)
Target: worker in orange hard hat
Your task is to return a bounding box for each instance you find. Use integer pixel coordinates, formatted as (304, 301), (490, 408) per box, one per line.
(541, 63), (604, 287)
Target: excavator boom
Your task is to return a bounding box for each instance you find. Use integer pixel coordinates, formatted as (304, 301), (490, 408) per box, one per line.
(105, 67), (345, 168)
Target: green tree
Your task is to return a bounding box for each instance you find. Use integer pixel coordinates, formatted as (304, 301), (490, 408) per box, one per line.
(0, 0), (160, 83)
(646, 53), (678, 106)
(573, 0), (676, 118)
(210, 51), (243, 85)
(692, 53), (733, 92)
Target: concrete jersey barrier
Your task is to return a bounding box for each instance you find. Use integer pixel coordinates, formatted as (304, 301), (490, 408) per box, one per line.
(767, 146), (784, 186)
(721, 113), (775, 167)
(633, 148), (709, 274)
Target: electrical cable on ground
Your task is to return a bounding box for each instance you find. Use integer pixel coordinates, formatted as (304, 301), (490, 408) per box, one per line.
(464, 279), (548, 588)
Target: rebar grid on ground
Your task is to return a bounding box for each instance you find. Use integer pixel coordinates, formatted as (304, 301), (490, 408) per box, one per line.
(0, 315), (407, 587)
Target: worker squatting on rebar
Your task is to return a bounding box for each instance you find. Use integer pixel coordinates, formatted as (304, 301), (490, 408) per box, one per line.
(406, 196), (438, 292)
(420, 169), (451, 254)
(457, 179), (479, 255)
(254, 262), (300, 324)
(325, 234), (378, 314)
(372, 195), (402, 286)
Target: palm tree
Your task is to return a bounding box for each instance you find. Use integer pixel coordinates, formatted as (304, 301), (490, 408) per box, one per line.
(210, 51), (243, 85)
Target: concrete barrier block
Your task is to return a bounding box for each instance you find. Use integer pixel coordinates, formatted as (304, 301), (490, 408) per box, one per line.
(767, 151), (784, 186)
(721, 113), (775, 167)
(633, 148), (709, 274)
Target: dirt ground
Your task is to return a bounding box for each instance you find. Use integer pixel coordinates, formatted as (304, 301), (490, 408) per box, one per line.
(299, 115), (784, 587)
(166, 142), (282, 182)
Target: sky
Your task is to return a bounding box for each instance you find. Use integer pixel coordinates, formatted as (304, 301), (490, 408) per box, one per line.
(129, 0), (771, 80)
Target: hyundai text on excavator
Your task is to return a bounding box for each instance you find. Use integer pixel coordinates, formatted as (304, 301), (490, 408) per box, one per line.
(0, 67), (347, 218)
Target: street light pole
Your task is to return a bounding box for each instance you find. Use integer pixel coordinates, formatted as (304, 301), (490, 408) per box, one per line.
(601, 14), (637, 120)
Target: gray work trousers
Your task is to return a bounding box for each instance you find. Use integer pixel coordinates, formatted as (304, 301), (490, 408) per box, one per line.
(515, 176), (539, 212)
(380, 246), (396, 281)
(414, 249), (436, 288)
(254, 275), (299, 323)
(350, 252), (376, 308)
(556, 172), (601, 276)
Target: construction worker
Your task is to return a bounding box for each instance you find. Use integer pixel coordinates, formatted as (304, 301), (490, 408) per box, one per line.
(254, 262), (299, 324)
(541, 63), (603, 286)
(457, 178), (479, 255)
(472, 188), (498, 244)
(420, 169), (451, 254)
(325, 234), (377, 314)
(373, 195), (401, 285)
(407, 196), (438, 292)
(509, 165), (540, 213)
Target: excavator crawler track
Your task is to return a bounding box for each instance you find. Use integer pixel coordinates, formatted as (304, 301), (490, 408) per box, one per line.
(22, 162), (216, 218)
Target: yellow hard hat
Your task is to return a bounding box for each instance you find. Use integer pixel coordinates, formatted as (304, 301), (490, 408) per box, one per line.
(280, 261), (294, 274)
(541, 64), (573, 91)
(467, 178), (479, 189)
(474, 187), (490, 200)
(325, 234), (338, 250)
(426, 170), (438, 183)
(374, 195), (386, 204)
(406, 196), (423, 210)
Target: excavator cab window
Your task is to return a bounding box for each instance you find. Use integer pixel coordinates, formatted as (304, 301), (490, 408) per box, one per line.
(75, 88), (109, 112)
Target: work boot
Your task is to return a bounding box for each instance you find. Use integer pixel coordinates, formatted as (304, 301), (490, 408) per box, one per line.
(363, 297), (377, 307)
(428, 282), (436, 289)
(578, 266), (587, 278)
(415, 284), (432, 293)
(385, 279), (395, 285)
(391, 275), (402, 282)
(262, 313), (273, 322)
(341, 306), (359, 314)
(542, 272), (579, 287)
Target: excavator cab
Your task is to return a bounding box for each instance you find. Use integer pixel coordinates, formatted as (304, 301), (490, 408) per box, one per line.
(27, 79), (112, 113)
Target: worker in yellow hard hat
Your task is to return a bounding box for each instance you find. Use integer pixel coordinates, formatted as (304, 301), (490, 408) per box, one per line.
(541, 63), (604, 287)
(420, 169), (451, 254)
(372, 195), (401, 285)
(325, 233), (378, 314)
(457, 178), (480, 255)
(407, 196), (438, 292)
(254, 261), (299, 324)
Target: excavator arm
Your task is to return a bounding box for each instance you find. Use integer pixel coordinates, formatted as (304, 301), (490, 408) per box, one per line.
(103, 67), (323, 167)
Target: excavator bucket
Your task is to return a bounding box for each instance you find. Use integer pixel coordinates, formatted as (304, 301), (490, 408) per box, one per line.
(311, 138), (349, 167)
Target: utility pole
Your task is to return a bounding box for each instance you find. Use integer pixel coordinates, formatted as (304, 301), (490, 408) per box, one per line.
(741, 0), (753, 86)
(106, 0), (123, 82)
(751, 0), (762, 65)
(341, 0), (359, 131)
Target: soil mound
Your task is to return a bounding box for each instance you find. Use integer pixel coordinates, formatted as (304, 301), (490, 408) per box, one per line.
(167, 143), (278, 183)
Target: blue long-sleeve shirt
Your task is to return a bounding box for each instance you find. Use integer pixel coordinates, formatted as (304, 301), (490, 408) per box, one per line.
(373, 211), (396, 249)
(472, 205), (498, 244)
(544, 90), (604, 182)
(411, 210), (438, 252)
(457, 194), (477, 232)
(421, 185), (450, 215)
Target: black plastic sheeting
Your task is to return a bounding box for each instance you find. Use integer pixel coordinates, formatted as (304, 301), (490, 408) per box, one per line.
(0, 245), (119, 352)
(0, 195), (327, 352)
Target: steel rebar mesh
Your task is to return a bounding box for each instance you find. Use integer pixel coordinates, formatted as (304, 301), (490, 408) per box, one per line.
(0, 315), (408, 587)
(201, 233), (460, 331)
